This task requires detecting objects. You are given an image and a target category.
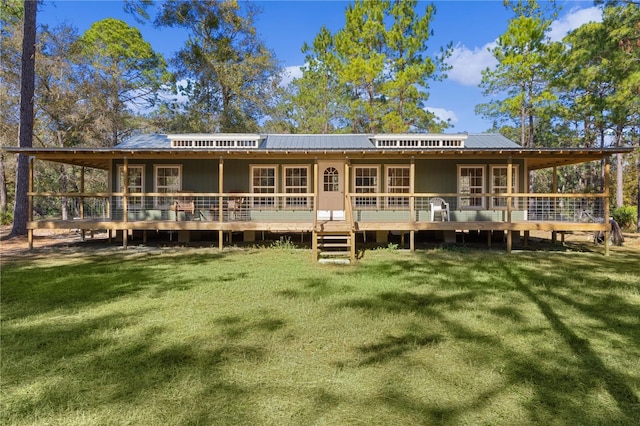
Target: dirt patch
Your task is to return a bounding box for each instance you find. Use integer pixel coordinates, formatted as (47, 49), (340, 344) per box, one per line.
(0, 226), (96, 260)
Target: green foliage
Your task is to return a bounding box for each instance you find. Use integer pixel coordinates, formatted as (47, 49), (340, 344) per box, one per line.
(0, 210), (12, 225)
(269, 236), (297, 250)
(291, 0), (451, 133)
(477, 0), (558, 147)
(612, 205), (637, 230)
(76, 18), (170, 146)
(154, 0), (280, 133)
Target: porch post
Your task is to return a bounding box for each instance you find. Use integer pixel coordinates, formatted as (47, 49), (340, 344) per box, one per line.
(506, 157), (513, 253)
(312, 159), (318, 261)
(80, 166), (85, 241)
(604, 157), (611, 256)
(27, 156), (34, 250)
(552, 166), (558, 244)
(122, 157), (128, 249)
(523, 159), (529, 247)
(218, 158), (224, 250)
(344, 159), (355, 263)
(409, 157), (415, 252)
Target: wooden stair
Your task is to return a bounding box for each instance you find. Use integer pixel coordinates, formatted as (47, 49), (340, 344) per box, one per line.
(314, 231), (355, 264)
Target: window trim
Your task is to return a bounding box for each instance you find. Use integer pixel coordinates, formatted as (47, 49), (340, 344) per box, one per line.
(384, 164), (411, 209)
(352, 165), (381, 209)
(490, 165), (519, 210)
(117, 164), (145, 209)
(250, 164), (278, 209)
(154, 164), (182, 208)
(457, 165), (485, 210)
(283, 164), (311, 209)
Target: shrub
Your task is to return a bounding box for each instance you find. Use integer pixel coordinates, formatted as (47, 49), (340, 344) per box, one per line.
(611, 205), (637, 230)
(0, 211), (12, 226)
(269, 236), (296, 250)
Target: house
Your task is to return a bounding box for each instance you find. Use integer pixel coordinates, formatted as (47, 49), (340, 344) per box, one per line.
(6, 133), (631, 261)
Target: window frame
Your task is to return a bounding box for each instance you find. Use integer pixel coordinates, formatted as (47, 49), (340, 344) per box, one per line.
(154, 164), (182, 208)
(352, 165), (380, 209)
(490, 165), (519, 209)
(457, 165), (485, 210)
(250, 164), (277, 209)
(385, 165), (411, 209)
(283, 165), (311, 209)
(117, 164), (144, 209)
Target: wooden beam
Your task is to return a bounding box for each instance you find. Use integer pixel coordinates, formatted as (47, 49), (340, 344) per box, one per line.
(219, 158), (224, 250)
(507, 157), (513, 253)
(604, 158), (610, 256)
(28, 157), (34, 250)
(122, 157), (128, 249)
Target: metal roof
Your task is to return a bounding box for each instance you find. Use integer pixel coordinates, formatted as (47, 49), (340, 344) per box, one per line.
(117, 133), (171, 149)
(261, 134), (375, 150)
(115, 133), (521, 150)
(465, 133), (520, 148)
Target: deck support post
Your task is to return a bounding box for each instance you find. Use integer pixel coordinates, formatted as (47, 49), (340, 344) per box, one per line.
(487, 231), (492, 248)
(80, 167), (85, 241)
(604, 158), (610, 256)
(28, 157), (34, 250)
(551, 166), (558, 245)
(312, 231), (318, 261)
(409, 157), (415, 252)
(506, 157), (513, 253)
(219, 158), (224, 250)
(312, 160), (318, 261)
(122, 157), (128, 249)
(523, 230), (529, 248)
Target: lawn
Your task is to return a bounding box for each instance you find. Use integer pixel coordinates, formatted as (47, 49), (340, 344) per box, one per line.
(1, 242), (639, 425)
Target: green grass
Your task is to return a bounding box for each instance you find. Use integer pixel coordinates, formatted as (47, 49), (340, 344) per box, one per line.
(2, 244), (639, 425)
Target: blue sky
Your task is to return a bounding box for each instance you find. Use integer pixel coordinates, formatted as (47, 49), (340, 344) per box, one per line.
(38, 0), (602, 133)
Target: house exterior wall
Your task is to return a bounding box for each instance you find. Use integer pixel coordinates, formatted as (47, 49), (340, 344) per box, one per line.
(111, 157), (526, 199)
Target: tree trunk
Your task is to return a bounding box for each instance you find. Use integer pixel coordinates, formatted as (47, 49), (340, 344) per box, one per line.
(0, 153), (7, 216)
(11, 0), (37, 237)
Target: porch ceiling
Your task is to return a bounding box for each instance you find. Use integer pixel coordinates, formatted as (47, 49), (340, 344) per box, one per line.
(2, 146), (632, 171)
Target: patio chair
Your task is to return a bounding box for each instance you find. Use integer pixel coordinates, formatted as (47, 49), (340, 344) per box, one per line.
(227, 196), (244, 221)
(174, 194), (195, 221)
(429, 197), (450, 221)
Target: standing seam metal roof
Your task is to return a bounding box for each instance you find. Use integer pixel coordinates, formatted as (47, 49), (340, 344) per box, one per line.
(115, 133), (520, 150)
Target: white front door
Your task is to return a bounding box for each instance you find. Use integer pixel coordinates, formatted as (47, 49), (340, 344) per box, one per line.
(317, 161), (345, 220)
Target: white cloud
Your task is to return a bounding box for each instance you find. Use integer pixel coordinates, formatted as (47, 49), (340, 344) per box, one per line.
(280, 65), (303, 87)
(549, 6), (603, 42)
(446, 6), (602, 87)
(426, 107), (458, 124)
(446, 42), (497, 87)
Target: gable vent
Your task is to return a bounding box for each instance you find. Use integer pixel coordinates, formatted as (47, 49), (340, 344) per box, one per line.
(168, 134), (262, 149)
(371, 134), (466, 149)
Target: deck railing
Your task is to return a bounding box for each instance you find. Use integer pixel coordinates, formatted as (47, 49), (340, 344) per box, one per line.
(29, 192), (316, 223)
(28, 191), (607, 224)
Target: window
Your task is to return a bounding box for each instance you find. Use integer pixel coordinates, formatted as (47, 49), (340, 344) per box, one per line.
(117, 165), (144, 208)
(458, 165), (485, 209)
(251, 165), (277, 208)
(323, 167), (340, 192)
(386, 166), (410, 208)
(284, 166), (310, 208)
(154, 165), (181, 207)
(490, 165), (518, 209)
(353, 166), (379, 208)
